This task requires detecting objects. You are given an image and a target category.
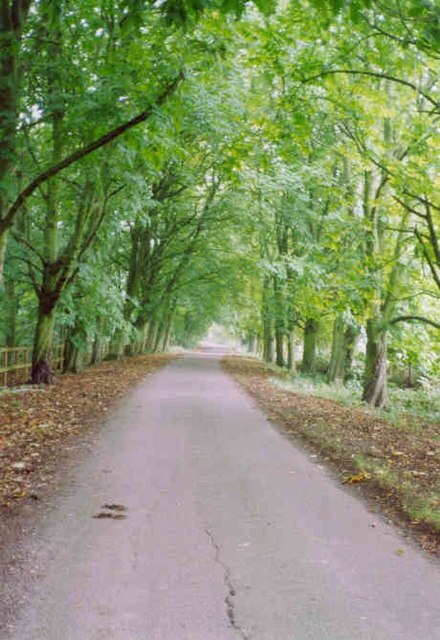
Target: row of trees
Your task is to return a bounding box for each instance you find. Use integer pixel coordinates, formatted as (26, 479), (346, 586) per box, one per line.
(231, 0), (440, 407)
(0, 0), (439, 405)
(0, 0), (248, 381)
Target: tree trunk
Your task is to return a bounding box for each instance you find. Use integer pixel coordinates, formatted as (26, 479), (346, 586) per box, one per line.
(4, 276), (17, 364)
(0, 4), (25, 280)
(246, 332), (257, 354)
(111, 329), (126, 359)
(302, 318), (319, 374)
(31, 305), (56, 383)
(362, 320), (388, 408)
(154, 323), (165, 353)
(328, 315), (346, 382)
(343, 323), (358, 382)
(64, 334), (84, 374)
(273, 276), (285, 367)
(286, 328), (295, 372)
(262, 317), (273, 363)
(162, 317), (173, 352)
(145, 319), (157, 353)
(262, 276), (273, 363)
(91, 334), (103, 365)
(0, 230), (8, 282)
(161, 301), (176, 352)
(128, 325), (144, 356)
(328, 316), (359, 383)
(285, 294), (296, 372)
(274, 326), (284, 367)
(91, 317), (104, 364)
(30, 2), (63, 384)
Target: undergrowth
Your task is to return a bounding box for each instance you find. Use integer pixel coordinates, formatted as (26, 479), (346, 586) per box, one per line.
(270, 369), (440, 432)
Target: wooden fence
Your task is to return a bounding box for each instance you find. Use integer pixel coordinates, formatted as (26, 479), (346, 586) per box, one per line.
(0, 344), (64, 387)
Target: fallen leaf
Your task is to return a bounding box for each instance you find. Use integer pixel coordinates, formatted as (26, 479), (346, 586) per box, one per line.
(342, 471), (371, 484)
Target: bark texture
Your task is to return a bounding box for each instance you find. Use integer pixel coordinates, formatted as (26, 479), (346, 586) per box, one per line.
(302, 318), (319, 374)
(362, 320), (388, 408)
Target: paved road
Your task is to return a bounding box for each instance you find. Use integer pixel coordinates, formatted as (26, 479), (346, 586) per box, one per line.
(3, 354), (440, 639)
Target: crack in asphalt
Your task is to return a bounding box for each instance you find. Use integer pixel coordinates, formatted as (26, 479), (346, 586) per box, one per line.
(205, 529), (250, 640)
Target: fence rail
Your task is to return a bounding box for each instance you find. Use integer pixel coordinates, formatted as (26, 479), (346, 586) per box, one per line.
(0, 344), (64, 387)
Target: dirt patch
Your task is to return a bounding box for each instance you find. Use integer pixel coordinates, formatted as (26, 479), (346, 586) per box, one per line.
(0, 354), (174, 509)
(222, 356), (440, 556)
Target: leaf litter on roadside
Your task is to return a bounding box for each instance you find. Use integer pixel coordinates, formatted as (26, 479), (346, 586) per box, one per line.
(0, 354), (174, 509)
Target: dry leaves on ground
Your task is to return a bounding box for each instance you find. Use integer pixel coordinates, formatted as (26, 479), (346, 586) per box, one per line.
(0, 354), (173, 508)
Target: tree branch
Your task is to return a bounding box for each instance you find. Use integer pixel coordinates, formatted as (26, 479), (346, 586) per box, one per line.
(301, 69), (439, 111)
(1, 72), (184, 232)
(11, 230), (45, 263)
(393, 196), (428, 220)
(390, 315), (440, 330)
(414, 227), (440, 291)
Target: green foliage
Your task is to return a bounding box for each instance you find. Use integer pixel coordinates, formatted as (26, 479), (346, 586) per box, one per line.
(157, 0), (275, 25)
(0, 0), (438, 397)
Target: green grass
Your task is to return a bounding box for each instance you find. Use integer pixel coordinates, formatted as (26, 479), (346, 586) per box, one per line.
(270, 373), (361, 405)
(354, 456), (440, 532)
(383, 386), (440, 427)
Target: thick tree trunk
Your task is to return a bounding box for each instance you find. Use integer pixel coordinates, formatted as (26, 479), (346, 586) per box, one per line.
(328, 316), (358, 383)
(161, 302), (176, 352)
(162, 316), (173, 352)
(141, 323), (150, 352)
(31, 306), (56, 383)
(262, 318), (273, 363)
(30, 4), (63, 384)
(91, 334), (103, 365)
(362, 320), (388, 408)
(275, 327), (284, 367)
(145, 319), (158, 353)
(302, 318), (319, 374)
(154, 324), (165, 353)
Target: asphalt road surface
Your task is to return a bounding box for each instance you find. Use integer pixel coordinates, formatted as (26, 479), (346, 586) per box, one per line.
(3, 353), (440, 639)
